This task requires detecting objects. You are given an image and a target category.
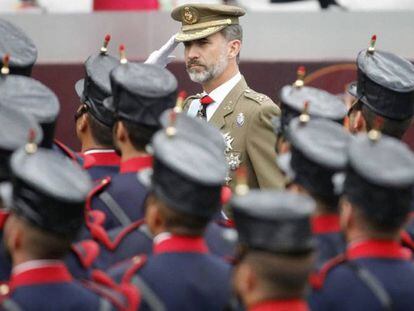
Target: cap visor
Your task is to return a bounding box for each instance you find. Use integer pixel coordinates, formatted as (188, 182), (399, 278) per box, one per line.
(75, 79), (84, 98)
(175, 25), (226, 42)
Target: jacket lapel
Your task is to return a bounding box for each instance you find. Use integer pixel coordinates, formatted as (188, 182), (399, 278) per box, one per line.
(209, 77), (248, 130)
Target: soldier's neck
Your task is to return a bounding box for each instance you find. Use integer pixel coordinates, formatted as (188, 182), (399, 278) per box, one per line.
(202, 63), (239, 94)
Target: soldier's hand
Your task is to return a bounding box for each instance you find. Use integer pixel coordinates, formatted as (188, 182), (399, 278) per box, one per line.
(144, 33), (179, 68)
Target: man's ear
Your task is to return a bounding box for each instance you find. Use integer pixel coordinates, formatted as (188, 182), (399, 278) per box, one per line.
(351, 110), (366, 133)
(339, 196), (354, 232)
(4, 215), (23, 255)
(115, 121), (129, 143)
(234, 262), (256, 297)
(145, 196), (165, 235)
(227, 40), (241, 60)
(77, 113), (88, 133)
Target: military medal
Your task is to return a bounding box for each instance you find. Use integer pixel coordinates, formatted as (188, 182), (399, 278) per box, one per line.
(236, 113), (245, 127)
(222, 132), (234, 153)
(226, 153), (241, 171)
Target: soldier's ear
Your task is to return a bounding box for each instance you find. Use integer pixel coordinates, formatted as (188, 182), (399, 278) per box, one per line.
(116, 121), (128, 143)
(227, 39), (241, 60)
(339, 196), (353, 232)
(234, 262), (256, 295)
(351, 110), (366, 134)
(77, 113), (88, 133)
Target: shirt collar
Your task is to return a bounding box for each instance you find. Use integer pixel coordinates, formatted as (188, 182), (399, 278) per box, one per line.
(153, 234), (209, 255)
(250, 299), (309, 311)
(311, 214), (341, 234)
(120, 155), (153, 174)
(206, 72), (242, 105)
(82, 149), (120, 168)
(347, 239), (412, 260)
(11, 260), (72, 289)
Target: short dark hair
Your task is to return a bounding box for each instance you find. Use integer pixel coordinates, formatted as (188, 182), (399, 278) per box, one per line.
(344, 170), (412, 233)
(244, 251), (314, 299)
(148, 193), (209, 236)
(361, 105), (413, 139)
(120, 120), (158, 152)
(20, 216), (72, 259)
(220, 24), (243, 42)
(220, 24), (243, 62)
(88, 113), (114, 147)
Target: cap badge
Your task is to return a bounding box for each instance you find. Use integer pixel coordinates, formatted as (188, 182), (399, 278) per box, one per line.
(236, 113), (245, 127)
(182, 7), (198, 25)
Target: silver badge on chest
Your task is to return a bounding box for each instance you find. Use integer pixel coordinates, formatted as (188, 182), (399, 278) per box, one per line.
(236, 113), (245, 127)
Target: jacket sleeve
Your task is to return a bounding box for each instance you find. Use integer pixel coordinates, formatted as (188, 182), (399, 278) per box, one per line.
(245, 100), (286, 189)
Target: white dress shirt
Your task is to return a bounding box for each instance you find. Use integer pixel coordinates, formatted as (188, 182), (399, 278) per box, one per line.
(188, 72), (242, 121)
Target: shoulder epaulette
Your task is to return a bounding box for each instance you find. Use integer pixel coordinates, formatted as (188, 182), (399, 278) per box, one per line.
(71, 240), (100, 269)
(309, 254), (346, 290)
(85, 177), (111, 213)
(243, 89), (270, 104)
(90, 219), (146, 251)
(121, 255), (148, 284)
(87, 270), (140, 311)
(53, 139), (83, 165)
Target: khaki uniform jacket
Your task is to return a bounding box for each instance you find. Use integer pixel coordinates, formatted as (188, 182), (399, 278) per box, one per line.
(183, 77), (285, 189)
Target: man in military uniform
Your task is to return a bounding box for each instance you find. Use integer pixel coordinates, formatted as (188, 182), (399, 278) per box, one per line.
(282, 116), (350, 268)
(109, 112), (231, 310)
(88, 60), (177, 229)
(0, 141), (137, 310)
(345, 38), (414, 244)
(309, 129), (414, 310)
(171, 3), (284, 189)
(0, 106), (43, 282)
(231, 188), (315, 311)
(75, 34), (121, 181)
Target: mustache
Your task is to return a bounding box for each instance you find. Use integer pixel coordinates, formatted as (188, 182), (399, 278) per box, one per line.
(186, 60), (206, 69)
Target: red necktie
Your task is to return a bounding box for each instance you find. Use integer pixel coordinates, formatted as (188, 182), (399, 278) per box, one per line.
(199, 95), (214, 119)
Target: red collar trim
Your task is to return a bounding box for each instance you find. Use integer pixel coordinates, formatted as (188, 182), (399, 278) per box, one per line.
(154, 235), (209, 255)
(0, 211), (9, 229)
(120, 155), (153, 174)
(311, 214), (341, 234)
(10, 263), (72, 289)
(250, 299), (309, 311)
(83, 150), (120, 169)
(347, 239), (411, 260)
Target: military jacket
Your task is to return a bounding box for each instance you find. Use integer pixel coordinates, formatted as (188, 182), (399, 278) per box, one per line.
(309, 240), (414, 311)
(183, 77), (285, 189)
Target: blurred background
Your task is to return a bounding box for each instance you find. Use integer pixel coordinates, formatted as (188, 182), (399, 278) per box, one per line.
(1, 0), (413, 149)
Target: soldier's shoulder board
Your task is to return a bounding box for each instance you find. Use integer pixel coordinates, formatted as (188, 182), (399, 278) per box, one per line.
(243, 89), (271, 105)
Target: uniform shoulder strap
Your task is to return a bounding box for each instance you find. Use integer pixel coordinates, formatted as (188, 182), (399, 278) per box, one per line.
(346, 261), (393, 311)
(90, 219), (145, 251)
(310, 253), (346, 290)
(85, 177), (112, 213)
(130, 275), (166, 311)
(121, 255), (148, 284)
(71, 240), (100, 269)
(98, 191), (132, 227)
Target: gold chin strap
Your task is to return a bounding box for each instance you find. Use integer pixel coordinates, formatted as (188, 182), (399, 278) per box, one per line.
(181, 18), (236, 32)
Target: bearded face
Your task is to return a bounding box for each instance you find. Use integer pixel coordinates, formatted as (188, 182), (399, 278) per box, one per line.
(184, 32), (230, 85)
